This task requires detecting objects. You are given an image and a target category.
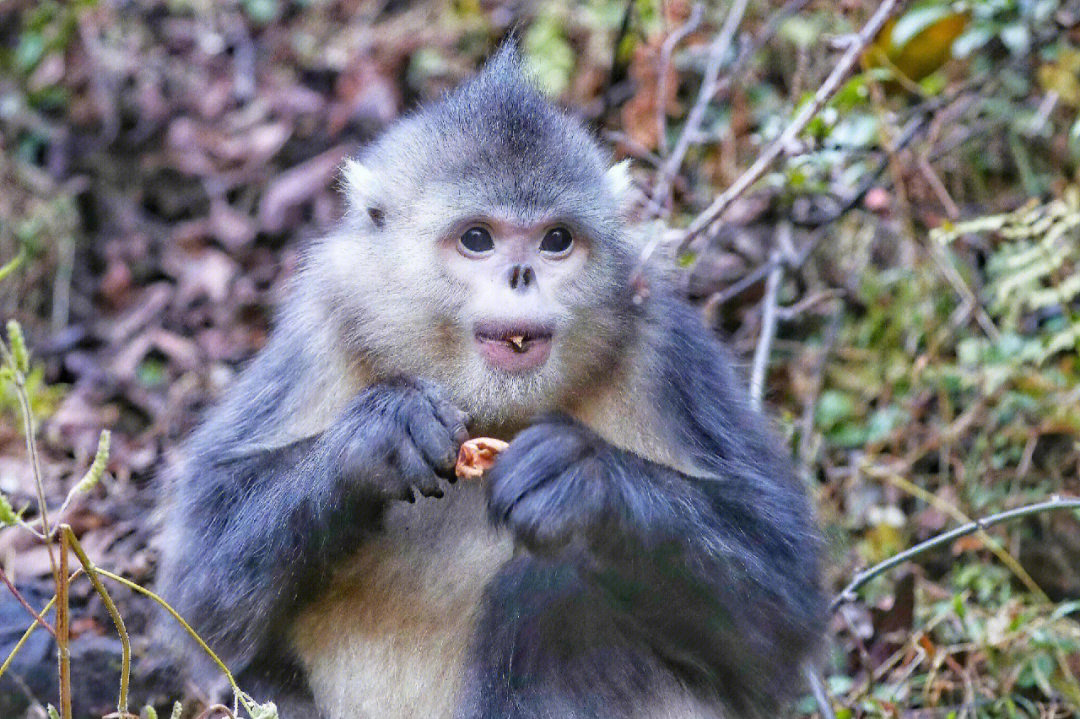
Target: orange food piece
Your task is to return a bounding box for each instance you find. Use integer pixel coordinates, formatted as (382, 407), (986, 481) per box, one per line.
(455, 437), (509, 480)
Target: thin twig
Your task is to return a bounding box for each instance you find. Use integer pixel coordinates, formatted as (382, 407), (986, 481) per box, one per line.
(804, 663), (838, 719)
(927, 239), (1001, 341)
(831, 497), (1080, 612)
(0, 596), (57, 681)
(797, 310), (843, 465)
(789, 110), (933, 228)
(655, 3), (705, 157)
(648, 0), (749, 218)
(62, 525), (131, 716)
(0, 570), (82, 683)
(0, 246), (26, 284)
(98, 567), (271, 717)
(674, 0), (905, 253)
(869, 468), (1048, 601)
(750, 250), (784, 409)
(917, 155), (960, 219)
(51, 235), (75, 332)
(727, 0), (812, 83)
(604, 130), (665, 169)
(775, 289), (843, 321)
(58, 528), (72, 719)
(0, 564), (56, 638)
(701, 224), (831, 327)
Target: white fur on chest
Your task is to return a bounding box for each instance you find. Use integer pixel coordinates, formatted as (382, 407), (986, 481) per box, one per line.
(291, 480), (512, 719)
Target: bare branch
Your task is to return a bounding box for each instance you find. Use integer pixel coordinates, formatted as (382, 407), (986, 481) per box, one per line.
(649, 0), (749, 218)
(655, 3), (705, 157)
(58, 527), (72, 719)
(804, 663), (838, 719)
(831, 496), (1080, 612)
(675, 0), (905, 254)
(750, 246), (784, 410)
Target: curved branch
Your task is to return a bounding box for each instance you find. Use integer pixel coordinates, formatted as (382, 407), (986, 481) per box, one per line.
(831, 496), (1080, 612)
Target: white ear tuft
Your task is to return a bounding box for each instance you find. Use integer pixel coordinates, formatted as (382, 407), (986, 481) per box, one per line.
(343, 159), (378, 202)
(342, 159), (387, 228)
(604, 159), (633, 203)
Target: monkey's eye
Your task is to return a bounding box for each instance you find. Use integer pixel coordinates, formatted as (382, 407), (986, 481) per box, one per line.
(459, 227), (495, 256)
(540, 227), (573, 257)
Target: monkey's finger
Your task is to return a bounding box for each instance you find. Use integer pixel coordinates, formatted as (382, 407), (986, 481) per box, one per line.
(394, 437), (445, 499)
(407, 409), (459, 479)
(414, 379), (470, 442)
(437, 404), (470, 445)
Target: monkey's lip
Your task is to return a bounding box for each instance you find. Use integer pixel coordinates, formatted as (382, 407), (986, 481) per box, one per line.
(474, 322), (554, 373)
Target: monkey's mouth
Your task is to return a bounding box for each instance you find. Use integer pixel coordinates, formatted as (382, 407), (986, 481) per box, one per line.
(474, 321), (554, 373)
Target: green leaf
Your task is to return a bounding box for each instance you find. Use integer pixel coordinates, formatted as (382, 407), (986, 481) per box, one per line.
(1050, 600), (1080, 621)
(15, 33), (45, 72)
(524, 12), (574, 97)
(951, 25), (994, 58)
(779, 15), (824, 50)
(891, 5), (961, 48)
(865, 406), (909, 443)
(6, 319), (29, 373)
(0, 492), (18, 526)
(243, 0), (279, 24)
(999, 22), (1030, 55)
(815, 390), (855, 429)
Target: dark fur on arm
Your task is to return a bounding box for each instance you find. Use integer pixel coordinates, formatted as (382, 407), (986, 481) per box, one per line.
(158, 330), (467, 673)
(481, 295), (823, 715)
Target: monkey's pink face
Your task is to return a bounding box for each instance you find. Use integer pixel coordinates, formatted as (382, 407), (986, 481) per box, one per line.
(437, 215), (589, 375)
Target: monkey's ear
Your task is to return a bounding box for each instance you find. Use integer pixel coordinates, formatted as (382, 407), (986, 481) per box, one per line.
(342, 159), (386, 229)
(604, 160), (634, 212)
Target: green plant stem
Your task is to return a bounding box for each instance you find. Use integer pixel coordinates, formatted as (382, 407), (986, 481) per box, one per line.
(0, 595), (57, 680)
(61, 525), (130, 715)
(0, 570), (82, 683)
(0, 246), (25, 284)
(2, 339), (71, 715)
(95, 568), (243, 696)
(832, 496), (1080, 612)
(0, 563), (56, 637)
(0, 345), (54, 542)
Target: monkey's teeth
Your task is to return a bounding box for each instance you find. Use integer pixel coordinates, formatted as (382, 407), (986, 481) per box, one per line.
(508, 335), (526, 351)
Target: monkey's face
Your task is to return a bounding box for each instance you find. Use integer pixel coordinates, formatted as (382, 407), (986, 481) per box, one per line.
(317, 51), (636, 430)
(316, 172), (633, 432)
(403, 190), (632, 432)
(440, 216), (584, 373)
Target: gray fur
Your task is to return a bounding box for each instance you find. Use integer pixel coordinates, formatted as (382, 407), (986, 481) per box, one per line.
(157, 44), (823, 719)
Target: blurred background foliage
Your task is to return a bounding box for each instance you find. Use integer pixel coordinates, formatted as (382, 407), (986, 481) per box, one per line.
(2, 0), (1080, 717)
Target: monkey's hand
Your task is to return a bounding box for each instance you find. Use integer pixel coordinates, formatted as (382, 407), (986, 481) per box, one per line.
(486, 415), (612, 552)
(334, 378), (469, 503)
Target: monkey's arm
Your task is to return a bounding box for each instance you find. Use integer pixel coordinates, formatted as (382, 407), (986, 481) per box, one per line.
(485, 299), (823, 709)
(159, 371), (466, 673)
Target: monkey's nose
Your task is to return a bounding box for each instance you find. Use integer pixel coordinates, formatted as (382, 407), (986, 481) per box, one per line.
(508, 264), (535, 291)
